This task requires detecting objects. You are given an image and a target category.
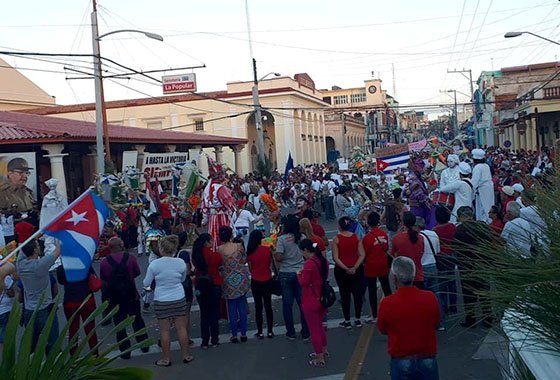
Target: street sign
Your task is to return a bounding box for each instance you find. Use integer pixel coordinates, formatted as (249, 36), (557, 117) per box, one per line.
(162, 73), (197, 94)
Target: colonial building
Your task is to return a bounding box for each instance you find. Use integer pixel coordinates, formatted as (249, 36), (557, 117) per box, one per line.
(474, 61), (560, 150)
(319, 78), (398, 157)
(22, 73), (329, 173)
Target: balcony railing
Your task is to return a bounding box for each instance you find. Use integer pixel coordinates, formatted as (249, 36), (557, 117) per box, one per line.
(543, 86), (560, 99)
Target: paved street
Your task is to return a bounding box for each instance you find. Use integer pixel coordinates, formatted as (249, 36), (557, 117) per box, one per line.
(77, 217), (503, 379)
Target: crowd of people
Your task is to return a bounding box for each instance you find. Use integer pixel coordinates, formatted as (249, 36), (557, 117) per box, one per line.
(0, 144), (553, 379)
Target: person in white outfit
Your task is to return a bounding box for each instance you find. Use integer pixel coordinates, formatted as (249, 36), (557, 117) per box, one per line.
(470, 149), (494, 224)
(439, 154), (460, 188)
(501, 202), (532, 258)
(438, 162), (474, 224)
(512, 183), (525, 207)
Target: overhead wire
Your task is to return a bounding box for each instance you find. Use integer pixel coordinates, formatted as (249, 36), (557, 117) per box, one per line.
(464, 0), (493, 67)
(455, 0), (481, 67)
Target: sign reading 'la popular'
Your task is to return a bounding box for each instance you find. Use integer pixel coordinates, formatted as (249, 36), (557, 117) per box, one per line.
(162, 73), (197, 94)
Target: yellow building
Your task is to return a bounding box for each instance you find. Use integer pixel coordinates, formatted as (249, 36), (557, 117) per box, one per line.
(320, 78), (398, 157)
(0, 57), (56, 110)
(23, 73), (329, 174)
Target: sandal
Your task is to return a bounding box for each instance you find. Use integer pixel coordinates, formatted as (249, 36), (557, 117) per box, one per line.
(308, 359), (326, 368)
(309, 351), (330, 359)
(183, 356), (194, 364)
(155, 359), (171, 367)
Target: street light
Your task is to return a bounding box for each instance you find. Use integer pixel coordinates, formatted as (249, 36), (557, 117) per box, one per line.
(504, 31), (560, 46)
(259, 72), (281, 81)
(91, 1), (164, 174)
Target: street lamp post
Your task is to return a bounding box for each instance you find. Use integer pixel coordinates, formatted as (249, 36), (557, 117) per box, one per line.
(91, 0), (163, 174)
(505, 31), (560, 46)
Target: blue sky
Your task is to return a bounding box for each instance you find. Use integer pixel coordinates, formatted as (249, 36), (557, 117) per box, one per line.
(1, 0), (560, 110)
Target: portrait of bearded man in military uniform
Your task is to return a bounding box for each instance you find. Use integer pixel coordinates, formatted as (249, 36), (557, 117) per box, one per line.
(0, 157), (35, 212)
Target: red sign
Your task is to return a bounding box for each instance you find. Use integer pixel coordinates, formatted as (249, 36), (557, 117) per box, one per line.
(162, 73), (197, 94)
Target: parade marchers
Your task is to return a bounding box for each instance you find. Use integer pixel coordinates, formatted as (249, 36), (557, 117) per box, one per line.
(0, 146), (553, 380)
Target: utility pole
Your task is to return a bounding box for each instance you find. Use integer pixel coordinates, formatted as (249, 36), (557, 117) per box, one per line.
(251, 58), (266, 164)
(245, 0), (266, 165)
(448, 68), (477, 144)
(91, 0), (110, 174)
(452, 90), (458, 137)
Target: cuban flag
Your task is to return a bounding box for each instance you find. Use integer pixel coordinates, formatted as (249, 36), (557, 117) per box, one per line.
(376, 145), (410, 174)
(44, 189), (109, 282)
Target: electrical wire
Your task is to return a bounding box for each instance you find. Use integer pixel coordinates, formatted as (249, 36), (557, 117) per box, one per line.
(464, 0), (493, 66)
(456, 0), (481, 67)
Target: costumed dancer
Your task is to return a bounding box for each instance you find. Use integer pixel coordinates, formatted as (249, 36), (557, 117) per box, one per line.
(201, 158), (236, 247)
(405, 157), (434, 229)
(439, 154), (460, 188)
(438, 162), (474, 224)
(470, 149), (494, 224)
(39, 178), (67, 266)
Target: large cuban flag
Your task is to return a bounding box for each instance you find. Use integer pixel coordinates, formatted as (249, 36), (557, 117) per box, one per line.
(44, 189), (109, 282)
(375, 144), (410, 174)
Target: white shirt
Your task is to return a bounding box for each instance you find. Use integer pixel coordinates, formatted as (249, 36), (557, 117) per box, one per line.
(501, 218), (532, 258)
(233, 209), (256, 228)
(439, 179), (474, 223)
(322, 180), (336, 197)
(420, 230), (440, 266)
(311, 180), (322, 192)
(143, 257), (187, 302)
(0, 275), (14, 315)
(440, 166), (460, 188)
(241, 182), (251, 195)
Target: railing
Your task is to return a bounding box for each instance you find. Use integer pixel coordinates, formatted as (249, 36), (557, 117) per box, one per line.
(543, 86), (560, 99)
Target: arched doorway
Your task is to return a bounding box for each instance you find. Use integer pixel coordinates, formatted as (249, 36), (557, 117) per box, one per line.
(246, 110), (277, 170)
(325, 136), (336, 163)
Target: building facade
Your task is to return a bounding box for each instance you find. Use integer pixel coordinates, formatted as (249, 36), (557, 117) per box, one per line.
(22, 73), (329, 174)
(474, 61), (560, 150)
(320, 78), (398, 157)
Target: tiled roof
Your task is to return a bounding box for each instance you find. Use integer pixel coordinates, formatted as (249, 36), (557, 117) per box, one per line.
(0, 111), (246, 146)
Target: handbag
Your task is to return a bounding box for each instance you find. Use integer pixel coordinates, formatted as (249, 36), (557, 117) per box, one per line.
(88, 272), (103, 293)
(374, 234), (393, 267)
(270, 250), (283, 296)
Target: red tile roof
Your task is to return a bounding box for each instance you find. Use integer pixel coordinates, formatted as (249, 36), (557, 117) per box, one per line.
(0, 111), (246, 146)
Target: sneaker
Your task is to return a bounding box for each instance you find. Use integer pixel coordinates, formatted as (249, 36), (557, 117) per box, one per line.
(286, 333), (296, 341)
(365, 317), (377, 324)
(255, 333), (264, 340)
(437, 325), (446, 331)
(267, 332), (275, 339)
(339, 320), (352, 329)
(240, 336), (248, 343)
(354, 320), (363, 328)
(230, 337), (239, 344)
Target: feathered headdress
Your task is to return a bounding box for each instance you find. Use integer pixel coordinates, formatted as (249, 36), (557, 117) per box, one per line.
(207, 156), (225, 180)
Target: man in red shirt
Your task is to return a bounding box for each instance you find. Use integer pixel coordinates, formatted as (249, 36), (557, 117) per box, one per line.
(378, 256), (440, 380)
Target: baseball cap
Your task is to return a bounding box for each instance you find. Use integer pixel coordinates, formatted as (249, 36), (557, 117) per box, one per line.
(7, 158), (32, 172)
(501, 186), (514, 196)
(512, 183), (524, 193)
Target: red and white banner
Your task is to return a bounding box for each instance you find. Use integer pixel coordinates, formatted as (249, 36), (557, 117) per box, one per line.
(408, 138), (428, 152)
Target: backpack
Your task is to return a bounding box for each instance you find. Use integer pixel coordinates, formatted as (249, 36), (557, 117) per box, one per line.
(311, 260), (336, 308)
(106, 253), (135, 302)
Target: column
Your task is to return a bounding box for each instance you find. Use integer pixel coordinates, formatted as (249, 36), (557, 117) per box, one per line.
(42, 144), (69, 200)
(231, 145), (244, 175)
(513, 124), (519, 151)
(214, 145), (224, 164)
(189, 145), (202, 165)
(527, 119), (535, 151)
(135, 144), (147, 171)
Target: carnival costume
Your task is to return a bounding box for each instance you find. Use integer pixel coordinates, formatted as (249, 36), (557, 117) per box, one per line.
(406, 158), (434, 229)
(439, 154), (460, 188)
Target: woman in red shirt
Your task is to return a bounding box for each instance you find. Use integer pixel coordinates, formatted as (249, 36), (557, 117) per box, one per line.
(192, 233), (223, 348)
(246, 230), (274, 339)
(332, 216), (365, 328)
(391, 212), (425, 288)
(362, 212), (392, 322)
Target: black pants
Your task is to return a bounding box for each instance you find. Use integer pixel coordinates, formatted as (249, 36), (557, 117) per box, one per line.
(110, 299), (148, 355)
(364, 275), (392, 318)
(461, 274), (491, 324)
(251, 279), (273, 334)
(334, 266), (363, 321)
(121, 225), (138, 249)
(197, 284), (221, 346)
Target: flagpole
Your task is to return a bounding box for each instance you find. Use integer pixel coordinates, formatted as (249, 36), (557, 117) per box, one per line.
(0, 188), (94, 266)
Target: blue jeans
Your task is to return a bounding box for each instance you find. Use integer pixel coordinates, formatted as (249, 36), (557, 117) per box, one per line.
(423, 264), (444, 326)
(390, 357), (439, 380)
(227, 295), (248, 337)
(0, 312), (9, 343)
(279, 272), (309, 338)
(323, 196), (335, 220)
(437, 256), (458, 313)
(22, 305), (59, 354)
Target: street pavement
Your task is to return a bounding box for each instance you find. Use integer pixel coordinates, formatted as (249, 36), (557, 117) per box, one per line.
(70, 217), (501, 379)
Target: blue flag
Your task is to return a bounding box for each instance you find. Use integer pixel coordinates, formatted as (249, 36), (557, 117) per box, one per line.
(284, 152), (294, 182)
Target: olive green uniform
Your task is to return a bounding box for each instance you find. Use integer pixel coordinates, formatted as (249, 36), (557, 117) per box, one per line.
(0, 183), (34, 212)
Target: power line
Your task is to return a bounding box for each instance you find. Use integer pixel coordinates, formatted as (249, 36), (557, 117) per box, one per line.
(456, 0), (481, 67)
(464, 0), (494, 66)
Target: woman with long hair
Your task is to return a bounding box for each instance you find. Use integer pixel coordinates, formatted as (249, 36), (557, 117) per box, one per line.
(274, 214), (309, 340)
(143, 235), (192, 366)
(298, 239), (330, 367)
(299, 218), (326, 255)
(390, 211), (425, 288)
(217, 226), (251, 343)
(246, 230), (274, 339)
(192, 233), (223, 349)
(332, 216), (365, 329)
(361, 211), (392, 323)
